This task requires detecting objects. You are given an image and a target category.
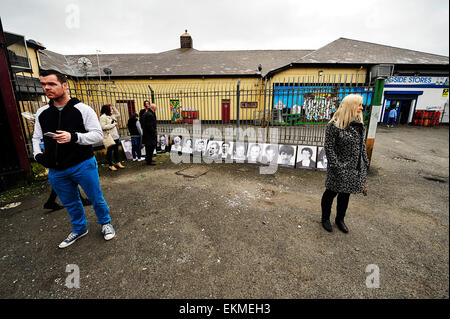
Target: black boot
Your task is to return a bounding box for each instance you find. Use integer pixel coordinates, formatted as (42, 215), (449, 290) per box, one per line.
(81, 197), (92, 206)
(335, 219), (349, 233)
(43, 201), (64, 211)
(321, 220), (333, 232)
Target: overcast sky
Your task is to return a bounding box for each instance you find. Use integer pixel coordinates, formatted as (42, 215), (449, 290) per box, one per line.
(1, 0), (448, 56)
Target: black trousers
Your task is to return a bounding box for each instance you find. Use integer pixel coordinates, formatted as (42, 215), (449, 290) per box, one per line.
(47, 187), (84, 204)
(321, 189), (350, 222)
(106, 139), (121, 166)
(145, 143), (156, 164)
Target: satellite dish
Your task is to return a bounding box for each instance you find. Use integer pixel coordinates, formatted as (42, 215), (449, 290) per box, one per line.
(77, 57), (92, 73)
(103, 67), (112, 75)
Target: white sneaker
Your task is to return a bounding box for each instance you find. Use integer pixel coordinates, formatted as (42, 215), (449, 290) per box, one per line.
(133, 158), (137, 162)
(102, 223), (116, 241)
(58, 230), (88, 248)
(137, 157), (145, 162)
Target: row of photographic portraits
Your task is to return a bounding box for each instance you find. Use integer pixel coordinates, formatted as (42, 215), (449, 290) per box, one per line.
(158, 135), (328, 170)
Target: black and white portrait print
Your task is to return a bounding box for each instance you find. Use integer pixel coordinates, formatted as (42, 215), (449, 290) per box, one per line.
(246, 143), (263, 163)
(260, 144), (278, 164)
(181, 137), (193, 154)
(157, 135), (169, 152)
(120, 139), (133, 161)
(296, 145), (317, 170)
(277, 144), (296, 167)
(205, 140), (223, 160)
(316, 146), (327, 171)
(221, 141), (234, 161)
(193, 138), (208, 156)
(233, 142), (248, 162)
(171, 135), (183, 152)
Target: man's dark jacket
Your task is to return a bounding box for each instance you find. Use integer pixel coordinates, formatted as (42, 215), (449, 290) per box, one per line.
(141, 109), (157, 146)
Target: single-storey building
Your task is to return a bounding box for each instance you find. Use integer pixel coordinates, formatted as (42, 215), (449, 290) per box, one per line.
(37, 31), (449, 124)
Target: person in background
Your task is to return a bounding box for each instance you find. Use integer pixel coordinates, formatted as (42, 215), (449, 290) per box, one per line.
(321, 94), (369, 233)
(139, 100), (151, 119)
(127, 113), (144, 161)
(387, 107), (397, 128)
(100, 104), (125, 171)
(141, 103), (158, 165)
(33, 69), (115, 248)
(44, 187), (91, 211)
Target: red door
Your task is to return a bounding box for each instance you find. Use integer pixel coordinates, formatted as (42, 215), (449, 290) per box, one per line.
(222, 101), (230, 123)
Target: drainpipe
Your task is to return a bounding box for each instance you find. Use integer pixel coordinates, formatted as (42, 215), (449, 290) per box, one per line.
(148, 85), (155, 103)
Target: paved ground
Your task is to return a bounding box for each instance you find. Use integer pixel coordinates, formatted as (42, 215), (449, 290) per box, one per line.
(0, 125), (448, 299)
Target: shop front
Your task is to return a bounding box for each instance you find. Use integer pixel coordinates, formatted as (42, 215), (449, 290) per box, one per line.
(380, 76), (449, 124)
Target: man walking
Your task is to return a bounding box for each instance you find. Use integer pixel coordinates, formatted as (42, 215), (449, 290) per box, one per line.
(33, 69), (115, 248)
(141, 103), (158, 165)
(387, 107), (397, 127)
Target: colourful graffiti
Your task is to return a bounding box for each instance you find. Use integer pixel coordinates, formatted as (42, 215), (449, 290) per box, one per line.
(302, 92), (339, 121)
(170, 100), (182, 123)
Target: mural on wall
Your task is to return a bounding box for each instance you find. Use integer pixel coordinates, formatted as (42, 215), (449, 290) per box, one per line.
(302, 92), (339, 121)
(170, 100), (182, 123)
(273, 85), (373, 123)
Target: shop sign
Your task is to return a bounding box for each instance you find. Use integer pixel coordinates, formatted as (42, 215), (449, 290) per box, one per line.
(385, 76), (448, 86)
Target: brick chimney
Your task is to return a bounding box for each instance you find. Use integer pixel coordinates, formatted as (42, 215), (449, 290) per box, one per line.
(180, 30), (193, 49)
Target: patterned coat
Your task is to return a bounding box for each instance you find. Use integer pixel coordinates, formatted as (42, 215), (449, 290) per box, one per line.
(324, 120), (369, 194)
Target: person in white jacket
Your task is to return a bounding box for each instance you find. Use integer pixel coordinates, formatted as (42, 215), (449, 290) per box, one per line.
(100, 104), (125, 171)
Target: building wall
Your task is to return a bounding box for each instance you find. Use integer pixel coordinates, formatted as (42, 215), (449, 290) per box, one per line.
(67, 77), (265, 123)
(67, 67), (367, 123)
(271, 67), (367, 83)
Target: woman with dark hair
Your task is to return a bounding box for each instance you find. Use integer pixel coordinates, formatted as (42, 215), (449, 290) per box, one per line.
(127, 113), (144, 161)
(99, 104), (125, 171)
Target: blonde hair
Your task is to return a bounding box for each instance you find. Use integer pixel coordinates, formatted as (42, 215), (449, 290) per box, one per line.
(330, 94), (363, 129)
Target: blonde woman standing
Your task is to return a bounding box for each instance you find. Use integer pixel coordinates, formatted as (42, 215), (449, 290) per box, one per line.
(100, 104), (125, 171)
(321, 94), (369, 233)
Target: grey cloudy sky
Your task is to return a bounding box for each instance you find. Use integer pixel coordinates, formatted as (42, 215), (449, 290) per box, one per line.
(1, 0), (448, 56)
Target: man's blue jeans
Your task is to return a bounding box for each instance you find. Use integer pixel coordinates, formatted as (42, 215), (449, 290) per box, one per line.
(48, 156), (111, 234)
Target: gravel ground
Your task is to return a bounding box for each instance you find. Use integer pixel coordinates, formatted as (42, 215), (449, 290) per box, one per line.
(0, 125), (448, 299)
